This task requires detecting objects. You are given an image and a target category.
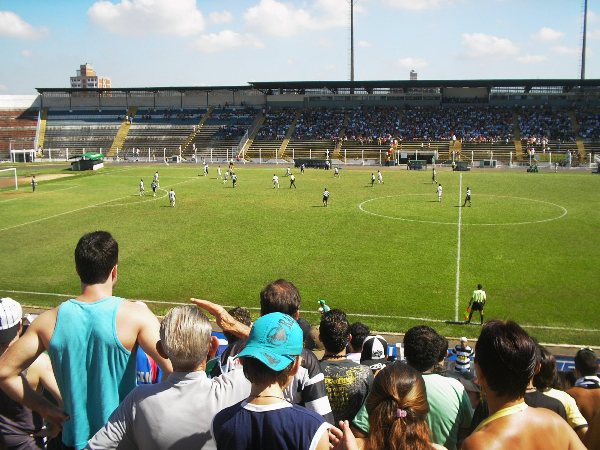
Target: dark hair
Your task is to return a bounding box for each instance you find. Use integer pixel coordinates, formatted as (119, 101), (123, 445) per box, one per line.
(74, 231), (118, 285)
(241, 356), (296, 387)
(297, 318), (317, 350)
(477, 284), (482, 290)
(260, 279), (301, 317)
(574, 348), (598, 377)
(474, 320), (537, 400)
(224, 307), (252, 343)
(319, 309), (349, 353)
(533, 345), (557, 390)
(403, 326), (443, 372)
(349, 322), (370, 352)
(366, 363), (433, 450)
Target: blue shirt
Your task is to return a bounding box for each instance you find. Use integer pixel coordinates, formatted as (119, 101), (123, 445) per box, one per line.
(48, 297), (136, 449)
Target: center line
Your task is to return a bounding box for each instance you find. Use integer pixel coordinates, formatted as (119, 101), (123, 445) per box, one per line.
(454, 173), (463, 322)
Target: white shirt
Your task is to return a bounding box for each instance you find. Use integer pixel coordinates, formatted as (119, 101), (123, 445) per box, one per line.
(140, 181), (144, 189)
(466, 189), (471, 197)
(273, 176), (279, 184)
(290, 175), (295, 181)
(169, 191), (176, 201)
(437, 186), (443, 195)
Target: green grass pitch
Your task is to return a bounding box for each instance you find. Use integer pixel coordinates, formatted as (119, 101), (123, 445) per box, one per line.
(1, 163), (598, 346)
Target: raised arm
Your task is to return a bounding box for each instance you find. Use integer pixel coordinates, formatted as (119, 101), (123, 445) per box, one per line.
(190, 298), (251, 339)
(0, 311), (68, 435)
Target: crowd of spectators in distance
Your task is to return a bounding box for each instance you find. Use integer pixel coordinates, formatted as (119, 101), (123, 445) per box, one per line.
(575, 109), (600, 141)
(256, 108), (297, 140)
(293, 108), (345, 141)
(518, 107), (576, 143)
(0, 231), (598, 450)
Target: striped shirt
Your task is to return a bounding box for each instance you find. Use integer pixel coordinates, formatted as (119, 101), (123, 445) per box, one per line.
(472, 289), (486, 304)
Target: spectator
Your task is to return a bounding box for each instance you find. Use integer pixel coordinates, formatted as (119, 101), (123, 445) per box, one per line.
(211, 312), (332, 450)
(87, 305), (251, 450)
(567, 348), (600, 423)
(461, 321), (584, 450)
(192, 279), (334, 423)
(403, 326), (473, 450)
(211, 307), (253, 376)
(533, 344), (588, 440)
(332, 363), (447, 450)
(0, 298), (62, 450)
(452, 337), (474, 378)
(346, 322), (370, 363)
(0, 231), (172, 449)
(319, 310), (373, 423)
(360, 335), (391, 375)
(297, 317), (318, 351)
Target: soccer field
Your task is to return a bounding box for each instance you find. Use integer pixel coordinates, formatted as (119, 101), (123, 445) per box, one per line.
(0, 163), (598, 346)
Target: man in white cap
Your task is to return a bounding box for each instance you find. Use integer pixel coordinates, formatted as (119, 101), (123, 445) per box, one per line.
(0, 298), (62, 449)
(452, 337), (474, 378)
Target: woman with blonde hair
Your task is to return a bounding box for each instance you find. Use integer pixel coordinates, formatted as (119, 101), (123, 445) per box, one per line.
(332, 362), (446, 450)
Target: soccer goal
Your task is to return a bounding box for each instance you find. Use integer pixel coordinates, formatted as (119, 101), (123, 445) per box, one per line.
(0, 167), (18, 191)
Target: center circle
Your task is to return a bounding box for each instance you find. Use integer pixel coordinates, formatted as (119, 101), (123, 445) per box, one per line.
(358, 194), (567, 226)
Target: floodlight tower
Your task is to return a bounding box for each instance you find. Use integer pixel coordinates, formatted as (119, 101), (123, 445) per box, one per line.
(349, 0), (357, 94)
(581, 0), (588, 81)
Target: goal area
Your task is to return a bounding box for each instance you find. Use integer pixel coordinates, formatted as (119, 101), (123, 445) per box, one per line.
(0, 167), (18, 191)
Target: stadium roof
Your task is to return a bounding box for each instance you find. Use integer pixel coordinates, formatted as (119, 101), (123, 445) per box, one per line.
(35, 79), (600, 96)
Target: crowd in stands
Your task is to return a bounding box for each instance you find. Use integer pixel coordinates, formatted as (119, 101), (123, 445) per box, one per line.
(0, 230), (598, 450)
(213, 125), (248, 140)
(518, 107), (576, 143)
(256, 108), (297, 139)
(576, 109), (600, 141)
(293, 108), (345, 141)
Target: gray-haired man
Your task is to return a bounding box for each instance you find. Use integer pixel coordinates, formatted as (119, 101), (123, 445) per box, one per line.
(87, 306), (250, 450)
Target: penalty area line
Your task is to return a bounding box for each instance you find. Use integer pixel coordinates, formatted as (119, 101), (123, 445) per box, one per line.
(3, 289), (599, 333)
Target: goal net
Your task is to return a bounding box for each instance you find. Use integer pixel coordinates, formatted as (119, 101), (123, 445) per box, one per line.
(0, 168), (18, 191)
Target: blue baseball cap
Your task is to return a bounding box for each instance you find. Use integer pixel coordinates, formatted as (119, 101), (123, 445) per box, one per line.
(238, 312), (303, 371)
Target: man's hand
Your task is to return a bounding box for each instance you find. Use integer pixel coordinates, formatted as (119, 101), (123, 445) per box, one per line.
(39, 404), (69, 439)
(190, 298), (251, 339)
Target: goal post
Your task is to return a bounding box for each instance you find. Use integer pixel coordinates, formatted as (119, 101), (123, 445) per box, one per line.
(0, 167), (18, 191)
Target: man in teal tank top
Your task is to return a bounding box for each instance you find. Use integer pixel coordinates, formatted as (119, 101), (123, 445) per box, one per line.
(0, 231), (172, 449)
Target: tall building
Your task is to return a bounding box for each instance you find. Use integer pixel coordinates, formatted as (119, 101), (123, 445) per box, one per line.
(70, 63), (111, 89)
(410, 70), (418, 81)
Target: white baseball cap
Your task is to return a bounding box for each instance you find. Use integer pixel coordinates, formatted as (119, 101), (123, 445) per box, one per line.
(460, 337), (468, 343)
(0, 298), (23, 343)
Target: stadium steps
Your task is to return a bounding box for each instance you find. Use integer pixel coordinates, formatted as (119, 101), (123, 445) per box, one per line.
(512, 112), (523, 161)
(108, 107), (137, 157)
(278, 110), (302, 161)
(569, 111), (587, 161)
(240, 113), (266, 159)
(182, 107), (214, 154)
(36, 108), (48, 149)
(449, 140), (462, 160)
(332, 112), (350, 160)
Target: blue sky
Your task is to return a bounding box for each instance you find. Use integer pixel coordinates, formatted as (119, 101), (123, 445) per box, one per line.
(0, 0), (599, 94)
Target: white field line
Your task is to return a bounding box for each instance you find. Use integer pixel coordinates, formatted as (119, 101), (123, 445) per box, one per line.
(0, 185), (78, 204)
(0, 177), (198, 233)
(454, 174), (463, 322)
(3, 289), (599, 333)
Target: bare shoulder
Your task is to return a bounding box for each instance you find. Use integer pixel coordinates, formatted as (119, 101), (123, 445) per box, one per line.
(30, 307), (60, 345)
(118, 300), (158, 325)
(461, 430), (496, 450)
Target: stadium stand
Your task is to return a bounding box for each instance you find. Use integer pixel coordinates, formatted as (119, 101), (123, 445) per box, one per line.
(0, 109), (38, 161)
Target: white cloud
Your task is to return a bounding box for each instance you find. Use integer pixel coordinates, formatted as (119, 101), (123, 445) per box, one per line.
(88, 0), (205, 37)
(194, 30), (263, 54)
(358, 40), (371, 48)
(383, 0), (457, 11)
(589, 29), (600, 39)
(588, 11), (598, 23)
(532, 27), (564, 42)
(516, 54), (548, 64)
(552, 45), (579, 55)
(20, 49), (32, 58)
(209, 11), (232, 25)
(462, 33), (518, 58)
(396, 57), (428, 69)
(244, 0), (349, 37)
(0, 84), (7, 92)
(0, 11), (46, 39)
